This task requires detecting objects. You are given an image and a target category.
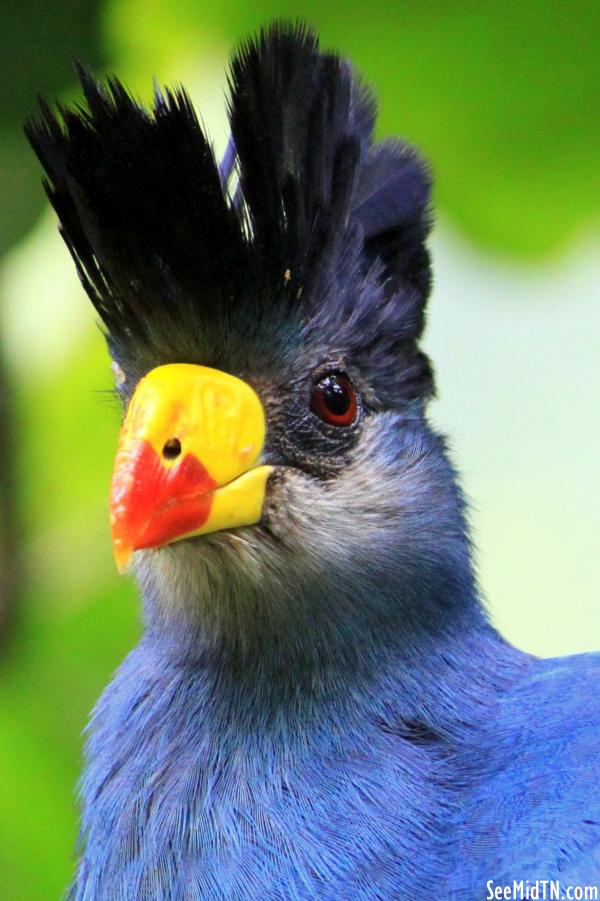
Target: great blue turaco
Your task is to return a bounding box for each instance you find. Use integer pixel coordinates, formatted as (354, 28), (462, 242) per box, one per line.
(27, 22), (600, 901)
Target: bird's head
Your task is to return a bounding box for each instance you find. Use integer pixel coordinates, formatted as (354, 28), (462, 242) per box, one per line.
(27, 25), (477, 674)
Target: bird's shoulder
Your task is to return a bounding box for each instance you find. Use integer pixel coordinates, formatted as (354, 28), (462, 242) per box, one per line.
(450, 652), (600, 893)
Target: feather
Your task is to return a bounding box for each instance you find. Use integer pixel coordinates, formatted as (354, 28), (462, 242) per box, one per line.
(26, 22), (432, 395)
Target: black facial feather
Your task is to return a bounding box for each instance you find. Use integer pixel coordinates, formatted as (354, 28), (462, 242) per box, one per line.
(25, 22), (433, 400)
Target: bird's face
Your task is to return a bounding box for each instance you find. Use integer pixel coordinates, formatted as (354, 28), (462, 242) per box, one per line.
(114, 355), (367, 539)
(107, 311), (457, 651)
(109, 332), (373, 570)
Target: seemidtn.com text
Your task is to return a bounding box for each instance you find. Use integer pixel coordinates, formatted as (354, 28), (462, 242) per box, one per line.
(486, 881), (599, 900)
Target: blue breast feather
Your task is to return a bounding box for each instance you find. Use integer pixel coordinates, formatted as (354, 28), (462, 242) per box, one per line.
(69, 648), (600, 900)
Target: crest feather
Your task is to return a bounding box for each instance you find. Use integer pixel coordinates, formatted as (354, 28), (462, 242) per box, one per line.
(26, 22), (432, 387)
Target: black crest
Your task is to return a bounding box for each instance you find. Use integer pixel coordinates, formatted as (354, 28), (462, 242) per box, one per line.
(26, 23), (433, 393)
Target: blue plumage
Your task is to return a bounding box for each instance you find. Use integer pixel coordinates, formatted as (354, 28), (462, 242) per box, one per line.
(450, 655), (600, 893)
(27, 22), (600, 900)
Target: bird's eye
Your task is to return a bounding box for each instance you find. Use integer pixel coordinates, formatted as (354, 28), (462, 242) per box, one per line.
(310, 372), (358, 427)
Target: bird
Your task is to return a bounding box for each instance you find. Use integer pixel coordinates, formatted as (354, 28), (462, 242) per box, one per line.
(26, 21), (600, 901)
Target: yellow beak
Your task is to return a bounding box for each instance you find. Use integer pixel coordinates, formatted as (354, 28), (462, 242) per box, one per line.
(110, 364), (273, 572)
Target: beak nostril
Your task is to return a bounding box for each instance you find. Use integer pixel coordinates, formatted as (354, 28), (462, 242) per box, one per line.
(162, 438), (182, 460)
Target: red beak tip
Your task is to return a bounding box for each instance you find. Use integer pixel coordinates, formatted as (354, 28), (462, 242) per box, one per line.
(113, 538), (134, 575)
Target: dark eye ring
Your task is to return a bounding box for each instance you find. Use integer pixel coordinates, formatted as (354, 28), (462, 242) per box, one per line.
(310, 372), (358, 427)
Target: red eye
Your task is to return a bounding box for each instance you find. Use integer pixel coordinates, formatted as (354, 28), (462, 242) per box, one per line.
(310, 372), (358, 426)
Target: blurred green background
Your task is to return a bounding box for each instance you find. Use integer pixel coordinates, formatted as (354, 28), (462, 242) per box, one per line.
(0, 1), (598, 897)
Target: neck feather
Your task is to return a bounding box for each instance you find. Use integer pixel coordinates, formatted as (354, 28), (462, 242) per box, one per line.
(133, 535), (519, 731)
